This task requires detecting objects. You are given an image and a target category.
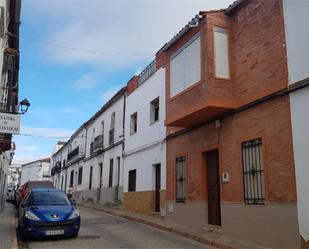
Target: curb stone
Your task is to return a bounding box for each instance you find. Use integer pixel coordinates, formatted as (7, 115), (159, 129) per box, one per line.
(79, 203), (268, 249)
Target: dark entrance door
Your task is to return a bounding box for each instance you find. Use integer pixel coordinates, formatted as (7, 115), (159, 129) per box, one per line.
(155, 164), (161, 212)
(206, 150), (221, 226)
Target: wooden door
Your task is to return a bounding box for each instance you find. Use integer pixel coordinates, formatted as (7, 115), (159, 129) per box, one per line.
(206, 150), (221, 226)
(155, 164), (161, 212)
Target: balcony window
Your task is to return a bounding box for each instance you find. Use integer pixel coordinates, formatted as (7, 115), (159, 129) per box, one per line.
(214, 26), (230, 79)
(170, 33), (201, 97)
(150, 97), (159, 124)
(109, 129), (114, 145)
(130, 112), (137, 135)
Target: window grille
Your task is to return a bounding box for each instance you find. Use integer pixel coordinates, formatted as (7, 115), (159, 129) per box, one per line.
(242, 139), (265, 205)
(176, 156), (186, 202)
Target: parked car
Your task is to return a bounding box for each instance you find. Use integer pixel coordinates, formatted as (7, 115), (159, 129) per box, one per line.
(15, 181), (54, 207)
(18, 189), (80, 240)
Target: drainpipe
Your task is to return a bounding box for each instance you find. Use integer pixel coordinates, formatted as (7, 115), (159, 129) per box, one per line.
(116, 90), (126, 202)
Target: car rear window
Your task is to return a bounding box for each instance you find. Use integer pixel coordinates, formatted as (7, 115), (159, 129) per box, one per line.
(28, 181), (54, 189)
(31, 191), (71, 206)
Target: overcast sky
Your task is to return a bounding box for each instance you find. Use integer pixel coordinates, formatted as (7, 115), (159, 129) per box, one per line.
(13, 0), (232, 164)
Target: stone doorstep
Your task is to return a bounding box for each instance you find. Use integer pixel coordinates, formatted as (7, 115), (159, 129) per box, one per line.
(79, 203), (268, 249)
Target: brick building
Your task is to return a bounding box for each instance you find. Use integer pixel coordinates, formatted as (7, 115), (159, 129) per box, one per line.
(161, 0), (300, 248)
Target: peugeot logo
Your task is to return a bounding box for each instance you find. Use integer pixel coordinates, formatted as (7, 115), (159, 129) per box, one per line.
(51, 214), (59, 219)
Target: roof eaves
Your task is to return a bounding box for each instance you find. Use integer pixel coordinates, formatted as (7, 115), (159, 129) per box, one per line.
(158, 14), (202, 53)
(225, 0), (247, 15)
(85, 86), (126, 128)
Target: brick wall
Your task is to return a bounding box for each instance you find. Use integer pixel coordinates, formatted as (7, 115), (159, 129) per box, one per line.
(166, 95), (296, 203)
(230, 0), (288, 106)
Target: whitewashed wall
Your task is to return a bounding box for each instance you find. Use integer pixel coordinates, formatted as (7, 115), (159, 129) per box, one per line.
(124, 67), (166, 193)
(283, 0), (309, 242)
(20, 163), (40, 185)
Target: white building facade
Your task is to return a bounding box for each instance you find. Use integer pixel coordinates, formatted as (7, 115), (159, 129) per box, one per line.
(123, 61), (166, 215)
(20, 158), (51, 185)
(81, 87), (125, 204)
(283, 0), (309, 245)
(51, 88), (126, 205)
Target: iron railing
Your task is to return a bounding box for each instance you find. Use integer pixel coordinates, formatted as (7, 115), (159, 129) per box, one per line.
(137, 60), (156, 86)
(67, 146), (85, 162)
(90, 135), (104, 155)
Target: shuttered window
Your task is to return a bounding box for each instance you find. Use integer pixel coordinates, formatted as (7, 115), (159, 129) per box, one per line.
(214, 26), (230, 79)
(170, 34), (201, 97)
(176, 157), (186, 202)
(242, 139), (265, 205)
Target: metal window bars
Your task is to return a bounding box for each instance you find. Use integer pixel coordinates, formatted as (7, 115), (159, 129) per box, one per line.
(242, 139), (265, 205)
(176, 156), (186, 202)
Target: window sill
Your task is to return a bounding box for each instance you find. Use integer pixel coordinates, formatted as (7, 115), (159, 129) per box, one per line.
(150, 120), (159, 126)
(168, 79), (203, 103)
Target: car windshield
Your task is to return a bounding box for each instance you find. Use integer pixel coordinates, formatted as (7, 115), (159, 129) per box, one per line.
(31, 191), (71, 206)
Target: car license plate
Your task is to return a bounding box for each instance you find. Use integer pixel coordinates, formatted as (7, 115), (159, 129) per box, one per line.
(45, 230), (64, 236)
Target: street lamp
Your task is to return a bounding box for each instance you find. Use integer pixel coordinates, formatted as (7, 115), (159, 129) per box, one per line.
(19, 98), (30, 114)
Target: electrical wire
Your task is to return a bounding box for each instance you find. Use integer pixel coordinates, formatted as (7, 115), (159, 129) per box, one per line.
(23, 36), (155, 57)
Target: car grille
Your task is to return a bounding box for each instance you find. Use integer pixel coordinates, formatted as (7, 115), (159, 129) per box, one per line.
(32, 220), (76, 231)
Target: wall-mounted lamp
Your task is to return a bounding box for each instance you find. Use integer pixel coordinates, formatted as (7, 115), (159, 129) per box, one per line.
(19, 98), (30, 114)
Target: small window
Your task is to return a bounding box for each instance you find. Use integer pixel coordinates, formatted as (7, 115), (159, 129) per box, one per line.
(89, 166), (93, 190)
(242, 139), (265, 205)
(176, 157), (186, 202)
(130, 112), (137, 135)
(78, 167), (83, 185)
(150, 97), (159, 124)
(109, 159), (113, 188)
(128, 170), (136, 192)
(214, 26), (230, 79)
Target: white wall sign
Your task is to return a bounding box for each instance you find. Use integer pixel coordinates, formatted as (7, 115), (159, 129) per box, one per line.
(0, 112), (20, 134)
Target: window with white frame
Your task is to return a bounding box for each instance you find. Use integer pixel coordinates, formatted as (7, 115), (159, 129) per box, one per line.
(150, 97), (159, 124)
(170, 33), (201, 97)
(130, 112), (137, 135)
(214, 26), (230, 78)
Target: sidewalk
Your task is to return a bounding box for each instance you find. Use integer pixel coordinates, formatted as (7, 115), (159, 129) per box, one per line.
(0, 203), (18, 249)
(79, 203), (268, 249)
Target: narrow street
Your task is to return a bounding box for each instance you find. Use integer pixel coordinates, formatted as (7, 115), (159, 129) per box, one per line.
(18, 206), (214, 249)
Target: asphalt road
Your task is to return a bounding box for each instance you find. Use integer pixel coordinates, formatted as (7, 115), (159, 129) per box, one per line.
(18, 206), (214, 249)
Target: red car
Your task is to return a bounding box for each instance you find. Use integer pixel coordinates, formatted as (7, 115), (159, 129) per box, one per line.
(15, 181), (54, 207)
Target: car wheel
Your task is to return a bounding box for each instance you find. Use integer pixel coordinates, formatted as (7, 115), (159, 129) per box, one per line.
(72, 232), (78, 238)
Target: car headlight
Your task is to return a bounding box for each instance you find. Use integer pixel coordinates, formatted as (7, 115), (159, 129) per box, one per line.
(25, 210), (41, 221)
(68, 209), (80, 220)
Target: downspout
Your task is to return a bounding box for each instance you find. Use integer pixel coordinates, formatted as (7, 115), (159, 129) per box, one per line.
(117, 90), (126, 202)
